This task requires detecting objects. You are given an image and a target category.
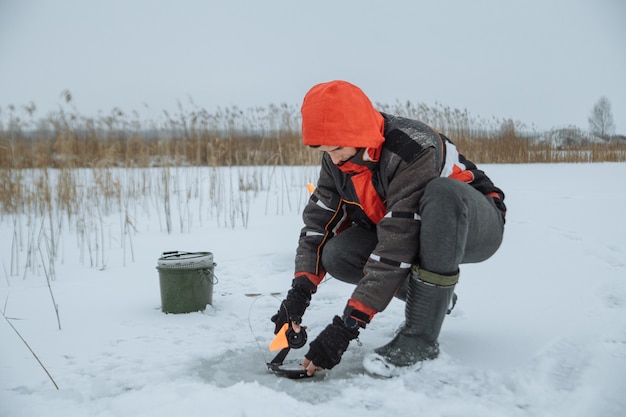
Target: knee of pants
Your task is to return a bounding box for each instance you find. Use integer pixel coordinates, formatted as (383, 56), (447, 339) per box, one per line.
(321, 245), (357, 285)
(420, 177), (467, 214)
(320, 238), (339, 275)
(320, 237), (366, 285)
(419, 177), (503, 272)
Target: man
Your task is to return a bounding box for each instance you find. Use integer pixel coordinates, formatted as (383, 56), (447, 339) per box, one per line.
(271, 80), (506, 376)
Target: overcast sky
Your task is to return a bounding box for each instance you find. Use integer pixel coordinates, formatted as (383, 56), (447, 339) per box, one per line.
(1, 0), (624, 133)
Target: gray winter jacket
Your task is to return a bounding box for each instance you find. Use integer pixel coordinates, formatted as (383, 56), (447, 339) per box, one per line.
(295, 113), (506, 312)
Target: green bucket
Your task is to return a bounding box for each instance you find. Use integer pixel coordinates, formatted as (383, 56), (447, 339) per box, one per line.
(156, 251), (217, 314)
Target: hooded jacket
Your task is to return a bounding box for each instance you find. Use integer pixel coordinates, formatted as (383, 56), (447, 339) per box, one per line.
(295, 80), (506, 318)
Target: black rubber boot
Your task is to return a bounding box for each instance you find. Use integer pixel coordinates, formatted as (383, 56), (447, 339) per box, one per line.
(374, 268), (458, 367)
(394, 279), (458, 315)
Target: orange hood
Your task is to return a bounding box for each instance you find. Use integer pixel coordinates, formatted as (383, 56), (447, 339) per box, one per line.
(301, 80), (385, 148)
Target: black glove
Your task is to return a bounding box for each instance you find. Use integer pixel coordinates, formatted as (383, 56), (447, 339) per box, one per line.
(304, 315), (359, 370)
(271, 278), (315, 334)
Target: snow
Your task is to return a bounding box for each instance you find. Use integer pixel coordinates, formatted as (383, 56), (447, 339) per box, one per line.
(1, 163), (625, 417)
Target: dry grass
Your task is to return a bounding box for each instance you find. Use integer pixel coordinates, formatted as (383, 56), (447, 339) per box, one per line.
(2, 101), (624, 171)
(3, 100), (624, 325)
(0, 103), (320, 169)
(1, 100), (624, 223)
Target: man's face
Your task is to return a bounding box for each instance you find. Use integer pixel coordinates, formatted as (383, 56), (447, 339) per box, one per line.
(316, 146), (358, 166)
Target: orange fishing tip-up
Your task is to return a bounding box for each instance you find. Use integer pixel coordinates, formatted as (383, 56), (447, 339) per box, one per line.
(267, 323), (311, 379)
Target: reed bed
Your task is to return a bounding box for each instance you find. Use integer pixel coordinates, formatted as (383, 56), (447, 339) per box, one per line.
(1, 101), (624, 275)
(2, 100), (625, 171)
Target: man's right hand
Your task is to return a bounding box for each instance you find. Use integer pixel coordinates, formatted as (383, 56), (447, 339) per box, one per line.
(271, 280), (314, 334)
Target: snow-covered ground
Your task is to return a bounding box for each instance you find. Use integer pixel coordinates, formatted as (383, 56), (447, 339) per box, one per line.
(1, 163), (625, 417)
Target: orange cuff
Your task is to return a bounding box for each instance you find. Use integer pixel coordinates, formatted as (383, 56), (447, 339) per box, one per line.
(347, 298), (377, 322)
(295, 271), (325, 287)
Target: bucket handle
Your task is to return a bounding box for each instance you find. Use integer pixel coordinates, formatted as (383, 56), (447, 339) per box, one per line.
(161, 250), (196, 259)
(197, 264), (218, 285)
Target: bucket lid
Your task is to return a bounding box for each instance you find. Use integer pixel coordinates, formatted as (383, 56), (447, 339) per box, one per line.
(157, 251), (214, 269)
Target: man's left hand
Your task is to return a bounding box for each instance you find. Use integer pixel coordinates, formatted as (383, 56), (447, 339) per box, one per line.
(302, 316), (359, 376)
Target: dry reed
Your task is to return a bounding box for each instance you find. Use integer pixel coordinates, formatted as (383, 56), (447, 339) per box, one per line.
(0, 100), (624, 243)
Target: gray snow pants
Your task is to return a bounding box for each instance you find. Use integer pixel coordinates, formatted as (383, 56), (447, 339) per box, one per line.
(321, 177), (505, 287)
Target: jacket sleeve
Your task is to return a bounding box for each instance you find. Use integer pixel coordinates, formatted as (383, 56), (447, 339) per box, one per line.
(294, 155), (350, 286)
(350, 146), (440, 312)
